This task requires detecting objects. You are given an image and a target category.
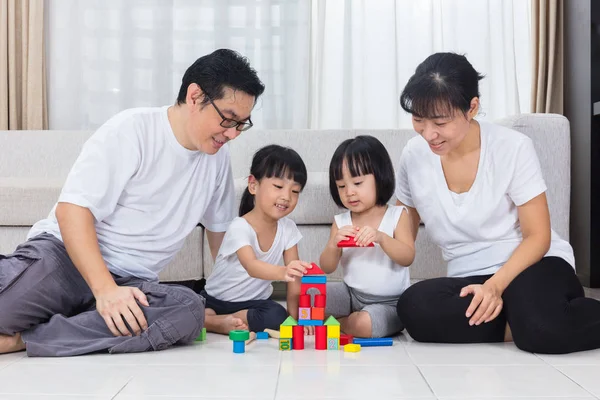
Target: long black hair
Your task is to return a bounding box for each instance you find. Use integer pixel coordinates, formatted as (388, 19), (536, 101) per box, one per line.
(400, 52), (484, 118)
(329, 135), (395, 209)
(239, 145), (308, 216)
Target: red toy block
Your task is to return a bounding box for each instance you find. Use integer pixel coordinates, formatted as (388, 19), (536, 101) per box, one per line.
(311, 307), (325, 321)
(340, 334), (353, 346)
(337, 237), (374, 247)
(300, 283), (326, 296)
(299, 294), (311, 307)
(292, 325), (304, 350)
(305, 263), (326, 275)
(314, 294), (326, 308)
(315, 325), (327, 350)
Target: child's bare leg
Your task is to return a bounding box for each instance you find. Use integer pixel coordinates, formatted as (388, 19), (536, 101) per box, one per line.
(0, 333), (25, 354)
(204, 308), (249, 335)
(339, 311), (372, 338)
(504, 323), (513, 342)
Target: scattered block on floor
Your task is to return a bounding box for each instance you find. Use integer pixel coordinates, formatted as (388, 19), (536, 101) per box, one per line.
(340, 334), (353, 346)
(352, 337), (393, 347)
(256, 331), (269, 340)
(195, 327), (207, 342)
(343, 343), (361, 353)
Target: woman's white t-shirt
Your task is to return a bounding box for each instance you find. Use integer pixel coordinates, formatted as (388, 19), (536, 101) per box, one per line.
(335, 205), (411, 297)
(395, 120), (575, 278)
(204, 216), (302, 302)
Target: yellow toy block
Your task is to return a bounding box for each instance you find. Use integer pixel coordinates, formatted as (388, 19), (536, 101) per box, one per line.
(280, 325), (293, 339)
(279, 338), (292, 351)
(344, 343), (361, 352)
(327, 325), (340, 339)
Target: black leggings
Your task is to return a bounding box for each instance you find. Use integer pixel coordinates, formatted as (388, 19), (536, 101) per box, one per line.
(200, 290), (288, 332)
(397, 257), (600, 354)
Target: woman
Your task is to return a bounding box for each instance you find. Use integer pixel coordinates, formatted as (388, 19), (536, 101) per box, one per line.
(395, 52), (600, 354)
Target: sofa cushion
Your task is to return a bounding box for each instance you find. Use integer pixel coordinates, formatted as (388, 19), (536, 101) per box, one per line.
(0, 178), (62, 225)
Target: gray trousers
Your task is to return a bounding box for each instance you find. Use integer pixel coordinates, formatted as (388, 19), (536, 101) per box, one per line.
(0, 234), (205, 357)
(325, 281), (404, 338)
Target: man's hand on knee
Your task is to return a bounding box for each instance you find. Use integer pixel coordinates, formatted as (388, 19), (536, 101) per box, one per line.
(95, 285), (149, 336)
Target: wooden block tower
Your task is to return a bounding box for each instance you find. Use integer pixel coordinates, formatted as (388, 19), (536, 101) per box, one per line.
(280, 263), (340, 350)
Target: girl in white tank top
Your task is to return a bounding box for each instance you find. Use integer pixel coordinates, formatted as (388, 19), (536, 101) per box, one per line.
(319, 135), (415, 338)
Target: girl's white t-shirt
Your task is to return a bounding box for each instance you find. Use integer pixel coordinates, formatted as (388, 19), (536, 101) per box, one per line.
(205, 216), (302, 302)
(395, 120), (575, 278)
(335, 205), (411, 297)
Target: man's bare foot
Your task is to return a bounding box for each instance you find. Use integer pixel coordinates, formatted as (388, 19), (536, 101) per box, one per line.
(205, 315), (248, 335)
(0, 333), (25, 354)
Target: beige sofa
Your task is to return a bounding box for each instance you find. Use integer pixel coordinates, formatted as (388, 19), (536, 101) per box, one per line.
(0, 114), (571, 283)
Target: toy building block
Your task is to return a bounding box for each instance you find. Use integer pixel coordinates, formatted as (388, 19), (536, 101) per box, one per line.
(337, 236), (374, 247)
(279, 338), (292, 351)
(315, 325), (327, 350)
(311, 307), (325, 321)
(299, 307), (311, 320)
(229, 330), (250, 354)
(280, 316), (297, 339)
(195, 327), (207, 342)
(314, 294), (326, 308)
(300, 282), (326, 296)
(292, 325), (304, 350)
(324, 316), (341, 339)
(264, 328), (280, 339)
(344, 343), (361, 352)
(305, 262), (326, 275)
(301, 275), (327, 284)
(327, 337), (339, 350)
(339, 334), (353, 346)
(256, 331), (269, 340)
(352, 338), (393, 347)
(298, 319), (323, 326)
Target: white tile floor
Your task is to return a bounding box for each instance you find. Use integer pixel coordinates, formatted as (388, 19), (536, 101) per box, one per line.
(0, 331), (600, 400)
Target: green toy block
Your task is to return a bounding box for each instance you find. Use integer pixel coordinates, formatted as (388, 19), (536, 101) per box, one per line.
(195, 327), (207, 342)
(281, 316), (298, 326)
(324, 316), (340, 326)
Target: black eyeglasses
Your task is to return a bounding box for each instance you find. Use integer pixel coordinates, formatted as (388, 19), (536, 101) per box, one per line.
(205, 94), (253, 132)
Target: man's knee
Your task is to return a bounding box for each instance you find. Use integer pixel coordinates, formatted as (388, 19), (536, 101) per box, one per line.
(160, 285), (205, 344)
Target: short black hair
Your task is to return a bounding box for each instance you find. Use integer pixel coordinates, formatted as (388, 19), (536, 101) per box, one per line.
(176, 49), (265, 106)
(400, 52), (484, 118)
(329, 135), (395, 209)
(239, 145), (308, 216)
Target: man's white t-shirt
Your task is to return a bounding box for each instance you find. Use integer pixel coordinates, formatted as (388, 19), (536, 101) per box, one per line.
(335, 205), (411, 297)
(204, 216), (302, 302)
(395, 120), (575, 278)
(28, 106), (236, 281)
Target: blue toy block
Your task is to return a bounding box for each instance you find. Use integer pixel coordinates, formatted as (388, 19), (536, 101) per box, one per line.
(298, 319), (323, 326)
(352, 337), (393, 347)
(301, 276), (327, 284)
(233, 340), (246, 353)
(256, 332), (269, 340)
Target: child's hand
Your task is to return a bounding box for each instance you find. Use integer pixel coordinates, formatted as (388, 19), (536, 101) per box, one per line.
(332, 225), (358, 247)
(283, 260), (311, 282)
(304, 325), (315, 335)
(355, 226), (382, 246)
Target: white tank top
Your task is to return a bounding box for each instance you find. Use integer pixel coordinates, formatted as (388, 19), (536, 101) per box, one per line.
(334, 205), (411, 297)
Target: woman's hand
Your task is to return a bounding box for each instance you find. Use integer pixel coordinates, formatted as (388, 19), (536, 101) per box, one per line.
(354, 226), (382, 247)
(460, 281), (503, 326)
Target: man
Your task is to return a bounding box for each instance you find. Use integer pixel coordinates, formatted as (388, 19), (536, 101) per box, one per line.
(0, 49), (264, 356)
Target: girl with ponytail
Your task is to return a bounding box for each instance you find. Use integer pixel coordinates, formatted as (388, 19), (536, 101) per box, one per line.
(202, 145), (312, 335)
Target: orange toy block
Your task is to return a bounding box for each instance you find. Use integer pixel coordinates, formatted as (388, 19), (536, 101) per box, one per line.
(311, 307), (325, 321)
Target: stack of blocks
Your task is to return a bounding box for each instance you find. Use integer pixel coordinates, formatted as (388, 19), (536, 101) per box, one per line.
(279, 263), (341, 351)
